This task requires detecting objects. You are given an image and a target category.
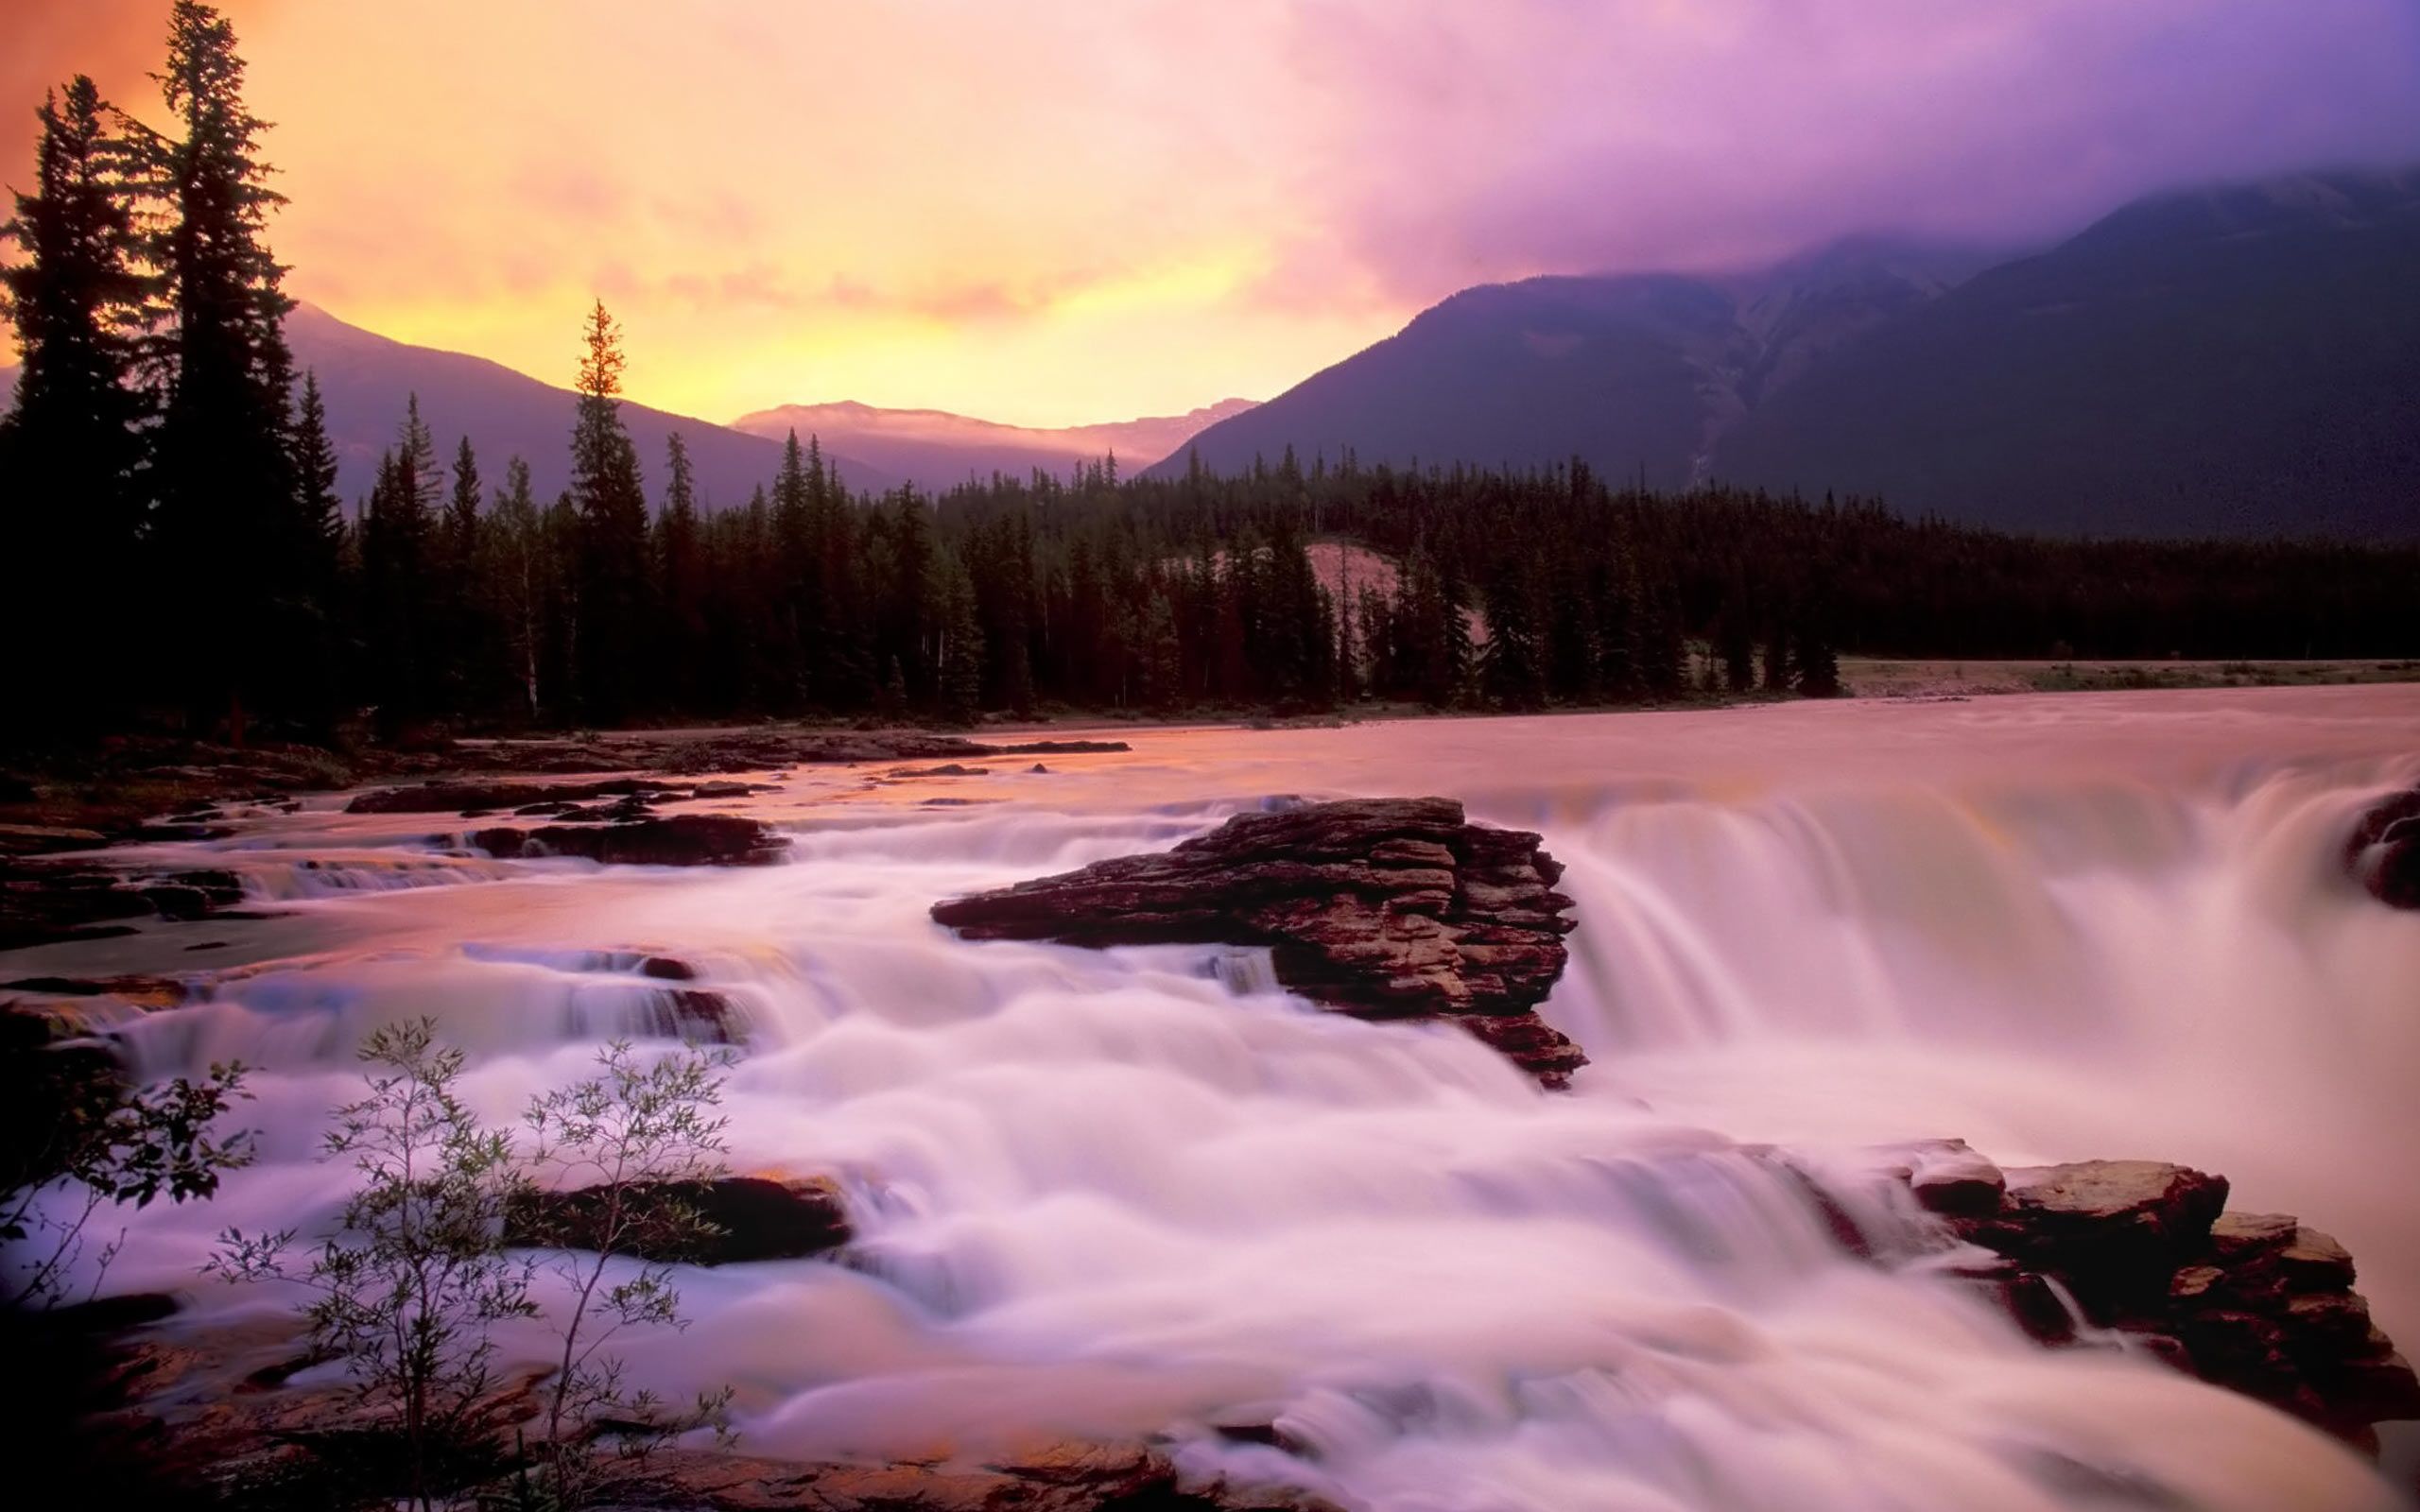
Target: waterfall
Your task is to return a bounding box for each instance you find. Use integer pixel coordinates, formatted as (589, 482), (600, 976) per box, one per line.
(15, 696), (2416, 1511)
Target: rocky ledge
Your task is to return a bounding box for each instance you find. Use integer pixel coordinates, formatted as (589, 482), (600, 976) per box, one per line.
(466, 814), (789, 868)
(931, 797), (1585, 1086)
(1, 858), (261, 951)
(507, 1175), (851, 1264)
(1894, 1143), (2420, 1446)
(2343, 782), (2419, 908)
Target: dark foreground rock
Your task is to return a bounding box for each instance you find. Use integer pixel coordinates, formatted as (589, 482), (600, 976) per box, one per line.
(1895, 1143), (2420, 1445)
(2343, 784), (2420, 908)
(628, 1442), (1337, 1512)
(931, 797), (1585, 1085)
(53, 1304), (1332, 1512)
(507, 1176), (851, 1264)
(1, 858), (260, 951)
(350, 777), (783, 816)
(468, 815), (789, 868)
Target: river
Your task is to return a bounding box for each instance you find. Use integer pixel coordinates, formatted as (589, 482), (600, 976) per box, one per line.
(13, 684), (2420, 1510)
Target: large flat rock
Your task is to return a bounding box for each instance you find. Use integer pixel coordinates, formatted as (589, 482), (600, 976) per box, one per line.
(932, 798), (1586, 1085)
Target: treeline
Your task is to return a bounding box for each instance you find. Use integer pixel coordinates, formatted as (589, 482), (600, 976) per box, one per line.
(6, 6), (2416, 746)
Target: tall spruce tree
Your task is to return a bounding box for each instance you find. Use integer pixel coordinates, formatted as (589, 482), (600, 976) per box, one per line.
(1, 77), (151, 726)
(567, 300), (649, 724)
(290, 370), (344, 591)
(148, 0), (301, 731)
(654, 431), (705, 708)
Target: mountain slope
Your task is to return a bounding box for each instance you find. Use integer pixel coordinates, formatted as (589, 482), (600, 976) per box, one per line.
(1716, 169), (2420, 536)
(1150, 241), (1983, 490)
(1158, 168), (2420, 537)
(731, 397), (1256, 491)
(1148, 274), (1740, 490)
(285, 304), (894, 507)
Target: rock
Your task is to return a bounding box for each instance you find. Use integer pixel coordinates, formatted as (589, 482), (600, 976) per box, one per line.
(1908, 1150), (2419, 1442)
(629, 1441), (1338, 1512)
(549, 796), (662, 822)
(507, 1176), (850, 1264)
(2344, 785), (2420, 907)
(890, 763), (988, 778)
(988, 739), (1131, 756)
(0, 823), (108, 855)
(931, 797), (1585, 1085)
(688, 781), (759, 799)
(1906, 1139), (2007, 1218)
(468, 815), (789, 868)
(1958, 1160), (2229, 1310)
(349, 777), (675, 815)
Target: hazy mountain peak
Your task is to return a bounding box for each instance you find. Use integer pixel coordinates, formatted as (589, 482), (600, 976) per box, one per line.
(729, 397), (1258, 490)
(278, 303), (893, 507)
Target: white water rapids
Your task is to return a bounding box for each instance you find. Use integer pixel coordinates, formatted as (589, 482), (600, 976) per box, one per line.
(12, 685), (2420, 1510)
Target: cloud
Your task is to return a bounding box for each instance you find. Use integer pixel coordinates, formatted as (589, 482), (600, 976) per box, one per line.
(1275, 0), (2420, 295)
(5, 1), (2416, 425)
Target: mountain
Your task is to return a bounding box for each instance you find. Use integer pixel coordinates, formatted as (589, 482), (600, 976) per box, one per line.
(1156, 167), (2420, 538)
(1717, 169), (2420, 537)
(730, 397), (1258, 491)
(284, 303), (893, 508)
(1148, 238), (1996, 490)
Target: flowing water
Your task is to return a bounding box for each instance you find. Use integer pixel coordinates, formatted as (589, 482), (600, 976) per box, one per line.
(13, 684), (2420, 1510)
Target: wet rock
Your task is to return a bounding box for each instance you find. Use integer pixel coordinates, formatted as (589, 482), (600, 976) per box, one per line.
(988, 739), (1131, 756)
(1906, 1139), (2007, 1218)
(469, 815), (789, 868)
(931, 797), (1585, 1086)
(550, 796), (663, 823)
(507, 1176), (850, 1264)
(349, 777), (676, 815)
(1957, 1160), (2228, 1310)
(633, 1441), (1337, 1512)
(0, 823), (108, 855)
(1905, 1147), (2420, 1442)
(639, 987), (747, 1043)
(2343, 785), (2420, 908)
(0, 864), (158, 949)
(890, 763), (989, 778)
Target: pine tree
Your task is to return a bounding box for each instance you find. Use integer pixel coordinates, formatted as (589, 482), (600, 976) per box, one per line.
(1, 77), (152, 726)
(1761, 614), (1791, 693)
(1479, 554), (1547, 710)
(1715, 581), (1756, 694)
(283, 369), (348, 726)
(148, 1), (301, 731)
(654, 431), (705, 709)
(1793, 605), (1842, 697)
(935, 554), (983, 726)
(568, 301), (649, 723)
(290, 370), (344, 591)
(485, 456), (545, 721)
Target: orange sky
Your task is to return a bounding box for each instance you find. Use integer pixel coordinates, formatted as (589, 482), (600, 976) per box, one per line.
(7, 1), (2419, 427)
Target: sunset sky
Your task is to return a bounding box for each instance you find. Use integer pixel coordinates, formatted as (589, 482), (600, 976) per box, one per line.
(7, 0), (2420, 428)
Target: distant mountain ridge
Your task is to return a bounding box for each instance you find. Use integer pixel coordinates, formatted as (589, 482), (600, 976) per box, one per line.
(1146, 239), (2008, 492)
(284, 303), (896, 508)
(731, 396), (1257, 490)
(1155, 167), (2420, 538)
(1718, 168), (2420, 536)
